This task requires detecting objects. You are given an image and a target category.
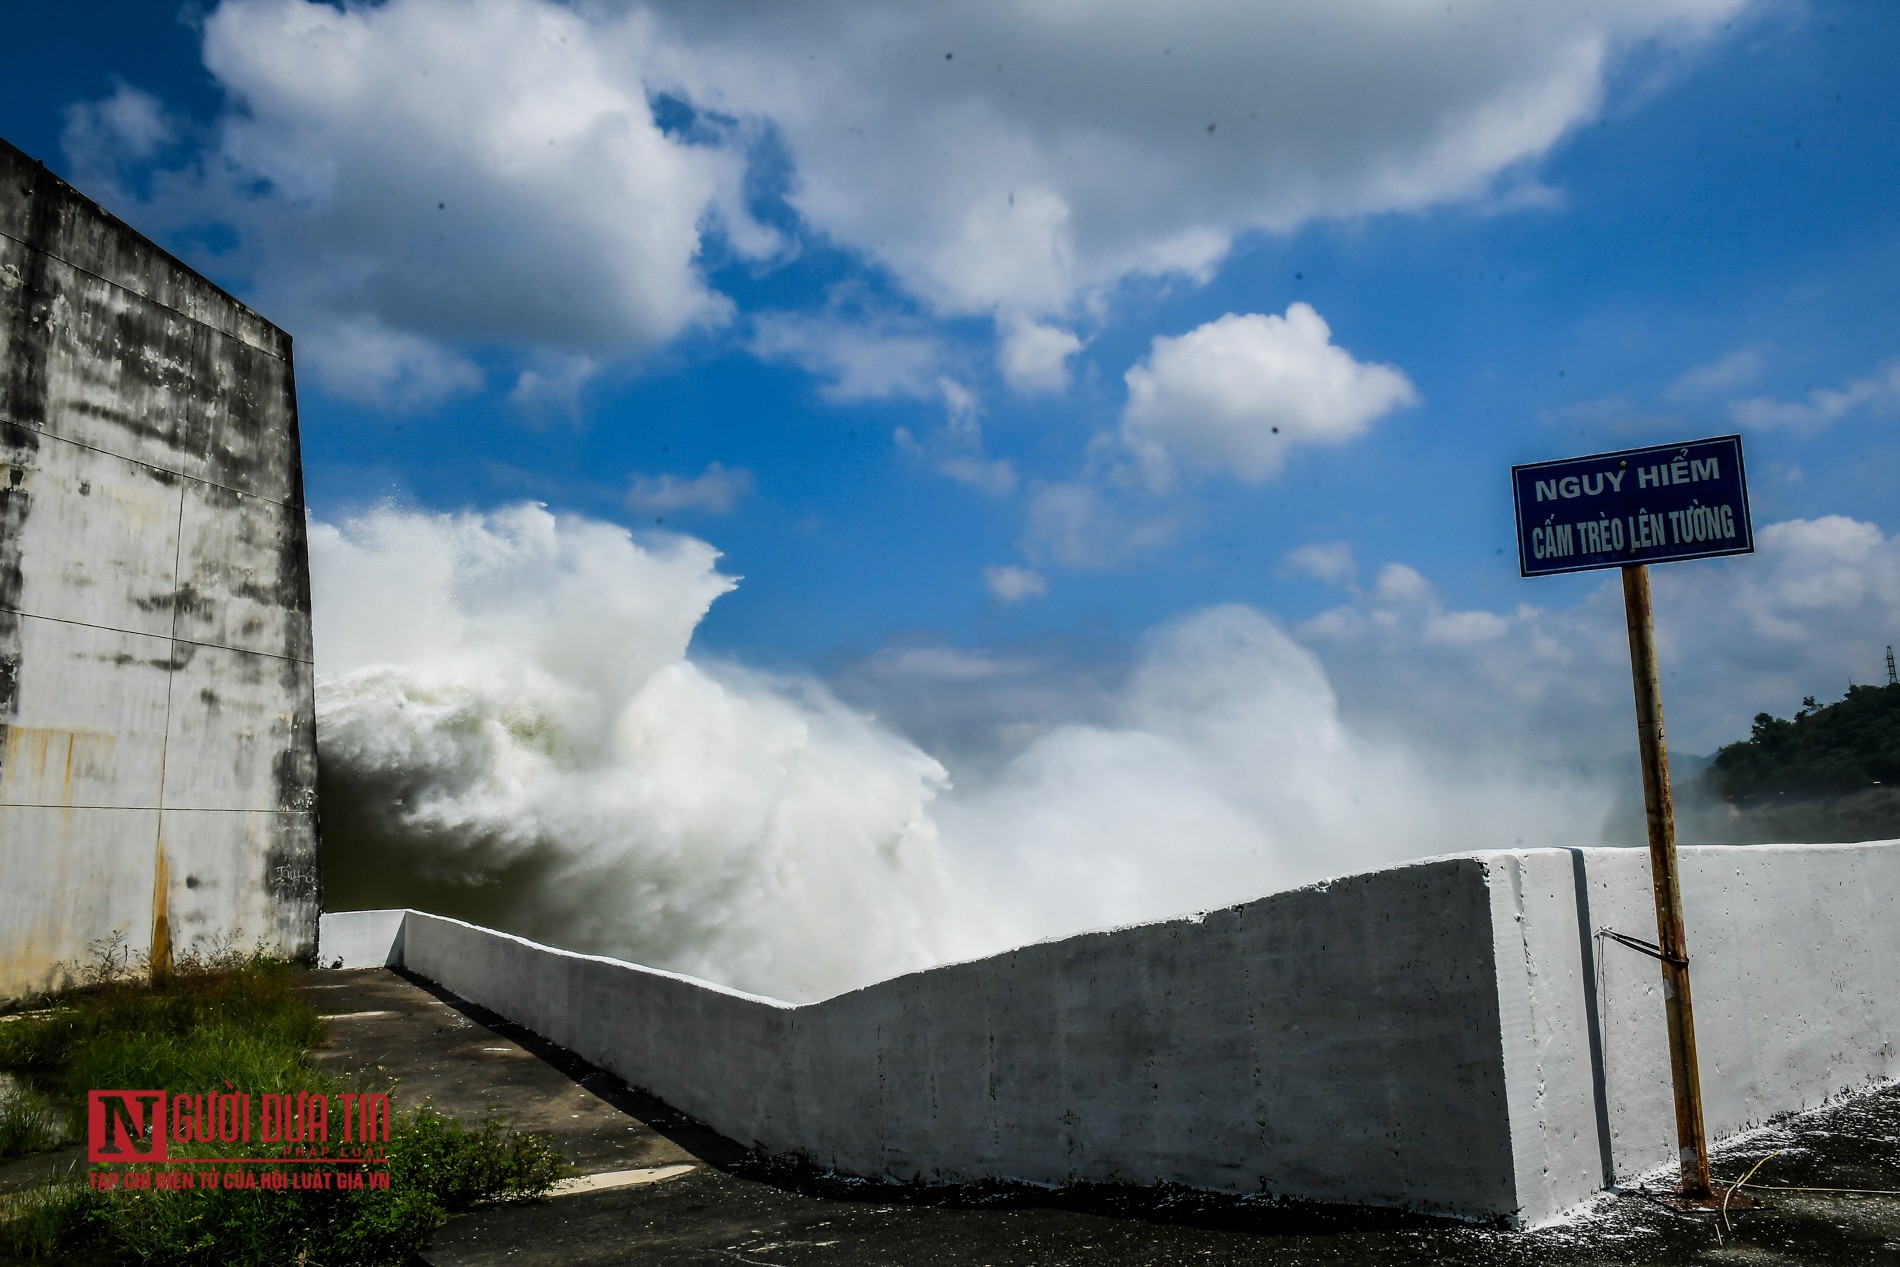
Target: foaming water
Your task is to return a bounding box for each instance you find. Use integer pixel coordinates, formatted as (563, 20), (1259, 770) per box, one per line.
(314, 505), (1611, 1001)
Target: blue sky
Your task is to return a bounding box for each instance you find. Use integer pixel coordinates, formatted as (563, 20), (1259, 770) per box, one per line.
(5, 0), (1899, 759)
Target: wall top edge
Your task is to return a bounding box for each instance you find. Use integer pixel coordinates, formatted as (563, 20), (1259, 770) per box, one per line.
(0, 137), (289, 356)
(364, 838), (1900, 1007)
(392, 910), (802, 1010)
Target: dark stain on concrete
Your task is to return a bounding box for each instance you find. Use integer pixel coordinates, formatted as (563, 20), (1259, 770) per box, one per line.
(0, 157), (51, 790)
(0, 428), (37, 733)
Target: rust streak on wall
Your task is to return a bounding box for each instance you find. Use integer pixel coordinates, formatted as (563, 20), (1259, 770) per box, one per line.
(150, 840), (171, 984)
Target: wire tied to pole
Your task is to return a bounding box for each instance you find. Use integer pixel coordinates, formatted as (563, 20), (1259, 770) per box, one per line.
(1598, 927), (1689, 968)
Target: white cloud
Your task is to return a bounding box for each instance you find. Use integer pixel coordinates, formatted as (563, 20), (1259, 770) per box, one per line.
(510, 351), (598, 421)
(751, 311), (947, 401)
(61, 83), (176, 177)
(1298, 516), (1900, 760)
(1024, 481), (1181, 569)
(1119, 305), (1418, 487)
(68, 0), (1749, 406)
(69, 0), (767, 407)
(1728, 362), (1900, 432)
(998, 317), (1084, 395)
(1280, 541), (1357, 587)
(626, 462), (755, 516)
(298, 314), (484, 411)
(984, 565), (1048, 603)
(935, 453), (1018, 498)
(895, 380), (1018, 496)
(1368, 562), (1434, 609)
(1668, 347), (1764, 399)
(649, 0), (1748, 319)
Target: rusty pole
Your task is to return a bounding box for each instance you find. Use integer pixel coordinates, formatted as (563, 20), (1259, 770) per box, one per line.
(1620, 563), (1712, 1199)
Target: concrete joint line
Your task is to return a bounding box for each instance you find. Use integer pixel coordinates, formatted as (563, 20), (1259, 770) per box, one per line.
(0, 416), (305, 513)
(0, 228), (288, 363)
(0, 606), (315, 667)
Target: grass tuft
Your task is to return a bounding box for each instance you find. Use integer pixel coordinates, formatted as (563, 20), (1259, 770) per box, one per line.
(0, 1175), (96, 1260)
(0, 1082), (74, 1157)
(0, 935), (566, 1264)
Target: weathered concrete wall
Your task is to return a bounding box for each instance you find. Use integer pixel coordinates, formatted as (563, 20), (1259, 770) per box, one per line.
(322, 840), (1900, 1226)
(0, 138), (319, 996)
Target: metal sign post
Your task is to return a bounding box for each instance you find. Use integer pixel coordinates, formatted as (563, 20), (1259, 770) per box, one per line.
(1511, 435), (1752, 1200)
(1620, 562), (1711, 1197)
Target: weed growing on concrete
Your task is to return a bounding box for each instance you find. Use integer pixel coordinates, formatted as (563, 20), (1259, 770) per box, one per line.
(389, 1106), (569, 1209)
(0, 934), (323, 1087)
(0, 941), (566, 1264)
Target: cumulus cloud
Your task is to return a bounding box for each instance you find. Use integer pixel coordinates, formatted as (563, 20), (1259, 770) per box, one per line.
(61, 83), (176, 177)
(68, 0), (766, 408)
(626, 462), (755, 516)
(66, 0), (1749, 405)
(984, 565), (1047, 602)
(649, 0), (1748, 319)
(509, 351), (599, 421)
(998, 317), (1085, 395)
(1728, 362), (1900, 432)
(1118, 305), (1418, 488)
(297, 314), (485, 412)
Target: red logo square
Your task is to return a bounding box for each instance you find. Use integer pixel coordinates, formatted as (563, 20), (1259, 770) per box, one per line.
(88, 1090), (168, 1162)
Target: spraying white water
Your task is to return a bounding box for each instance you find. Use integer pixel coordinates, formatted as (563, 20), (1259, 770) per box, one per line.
(314, 504), (1610, 1001)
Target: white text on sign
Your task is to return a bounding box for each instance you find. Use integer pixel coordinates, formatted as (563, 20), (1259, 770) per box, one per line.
(1528, 504), (1739, 561)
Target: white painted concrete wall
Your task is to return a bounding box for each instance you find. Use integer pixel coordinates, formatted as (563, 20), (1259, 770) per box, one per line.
(323, 840), (1900, 1226)
(1492, 842), (1900, 1222)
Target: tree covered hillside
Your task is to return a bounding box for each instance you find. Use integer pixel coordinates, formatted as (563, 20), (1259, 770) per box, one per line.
(1706, 682), (1900, 803)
